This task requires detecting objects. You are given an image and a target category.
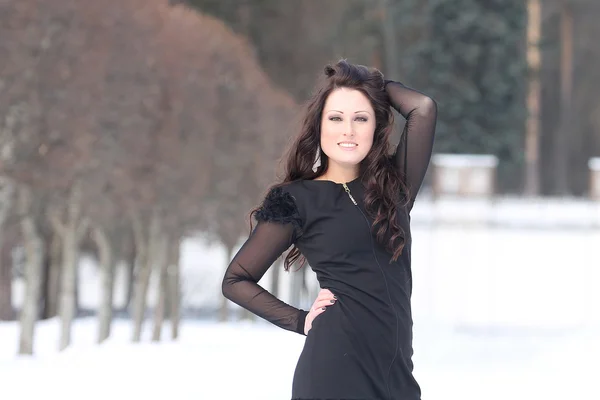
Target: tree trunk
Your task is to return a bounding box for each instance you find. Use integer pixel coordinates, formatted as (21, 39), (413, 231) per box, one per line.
(151, 233), (169, 342)
(18, 187), (44, 355)
(75, 264), (80, 316)
(290, 266), (305, 308)
(124, 241), (136, 311)
(131, 209), (160, 342)
(39, 244), (50, 319)
(219, 246), (233, 322)
(58, 223), (77, 350)
(524, 0), (541, 196)
(43, 233), (61, 319)
(553, 1), (573, 195)
(168, 237), (181, 340)
(131, 211), (147, 341)
(92, 225), (114, 344)
(0, 104), (18, 321)
(0, 176), (15, 320)
(0, 241), (13, 321)
(380, 0), (400, 77)
(51, 183), (87, 351)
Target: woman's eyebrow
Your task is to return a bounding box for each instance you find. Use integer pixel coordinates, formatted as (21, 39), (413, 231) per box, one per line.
(326, 110), (372, 115)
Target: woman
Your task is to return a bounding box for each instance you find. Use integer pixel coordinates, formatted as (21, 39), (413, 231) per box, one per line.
(222, 59), (437, 400)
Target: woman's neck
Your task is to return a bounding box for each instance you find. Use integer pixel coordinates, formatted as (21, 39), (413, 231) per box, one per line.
(315, 171), (358, 184)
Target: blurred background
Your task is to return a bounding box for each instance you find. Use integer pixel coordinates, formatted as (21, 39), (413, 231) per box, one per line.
(1, 0), (599, 399)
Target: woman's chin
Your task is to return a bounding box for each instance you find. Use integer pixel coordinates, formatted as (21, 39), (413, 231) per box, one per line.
(329, 154), (366, 166)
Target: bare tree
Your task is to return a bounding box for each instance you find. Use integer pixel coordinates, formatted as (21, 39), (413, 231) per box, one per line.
(525, 0), (542, 196)
(2, 0), (303, 350)
(41, 231), (61, 319)
(0, 0), (38, 323)
(17, 186), (44, 355)
(0, 111), (18, 319)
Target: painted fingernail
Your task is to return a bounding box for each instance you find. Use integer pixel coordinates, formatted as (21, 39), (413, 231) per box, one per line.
(321, 307), (326, 310)
(333, 295), (338, 299)
(330, 300), (335, 303)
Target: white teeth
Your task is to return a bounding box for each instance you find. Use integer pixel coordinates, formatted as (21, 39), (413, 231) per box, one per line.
(338, 143), (357, 148)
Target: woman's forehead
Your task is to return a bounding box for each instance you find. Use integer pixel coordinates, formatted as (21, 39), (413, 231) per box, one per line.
(324, 88), (373, 112)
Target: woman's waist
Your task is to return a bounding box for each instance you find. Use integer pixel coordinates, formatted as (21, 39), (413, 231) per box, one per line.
(321, 284), (409, 324)
(311, 294), (414, 355)
(318, 278), (411, 310)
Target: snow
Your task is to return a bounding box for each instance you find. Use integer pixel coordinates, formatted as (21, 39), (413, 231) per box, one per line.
(432, 153), (499, 167)
(411, 196), (600, 228)
(3, 197), (600, 399)
(0, 318), (598, 400)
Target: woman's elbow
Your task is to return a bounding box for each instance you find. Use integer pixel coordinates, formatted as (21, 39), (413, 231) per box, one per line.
(420, 96), (437, 116)
(221, 275), (235, 300)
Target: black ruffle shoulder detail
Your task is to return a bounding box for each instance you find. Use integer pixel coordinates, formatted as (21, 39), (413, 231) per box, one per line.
(255, 186), (303, 237)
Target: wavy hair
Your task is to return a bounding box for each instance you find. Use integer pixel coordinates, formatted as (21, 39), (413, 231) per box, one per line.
(250, 59), (410, 270)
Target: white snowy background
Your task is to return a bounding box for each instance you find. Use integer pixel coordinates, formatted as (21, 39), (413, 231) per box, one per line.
(2, 197), (600, 400)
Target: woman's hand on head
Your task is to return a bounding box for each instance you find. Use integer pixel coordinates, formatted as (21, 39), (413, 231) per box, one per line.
(304, 288), (337, 335)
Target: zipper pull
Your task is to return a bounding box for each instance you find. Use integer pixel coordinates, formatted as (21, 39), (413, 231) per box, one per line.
(342, 183), (357, 205)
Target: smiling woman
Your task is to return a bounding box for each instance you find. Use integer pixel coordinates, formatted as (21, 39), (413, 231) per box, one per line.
(222, 59), (437, 400)
(318, 87), (376, 178)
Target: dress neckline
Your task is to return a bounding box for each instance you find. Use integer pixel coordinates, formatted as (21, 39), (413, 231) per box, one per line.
(307, 175), (361, 185)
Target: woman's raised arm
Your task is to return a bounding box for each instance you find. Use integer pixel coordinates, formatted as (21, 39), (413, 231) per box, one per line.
(386, 80), (437, 210)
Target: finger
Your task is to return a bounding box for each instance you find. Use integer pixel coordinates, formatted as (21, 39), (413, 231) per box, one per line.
(314, 298), (336, 309)
(318, 288), (336, 300)
(315, 296), (335, 306)
(310, 302), (329, 315)
(305, 308), (320, 326)
(313, 300), (335, 311)
(312, 306), (329, 318)
(306, 303), (332, 331)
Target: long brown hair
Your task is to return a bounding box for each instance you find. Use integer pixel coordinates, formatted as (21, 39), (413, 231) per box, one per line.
(251, 59), (410, 270)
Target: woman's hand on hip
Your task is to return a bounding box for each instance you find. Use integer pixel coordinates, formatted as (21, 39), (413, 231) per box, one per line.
(304, 288), (337, 335)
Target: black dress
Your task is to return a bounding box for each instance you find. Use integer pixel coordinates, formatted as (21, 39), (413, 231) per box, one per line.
(222, 82), (437, 400)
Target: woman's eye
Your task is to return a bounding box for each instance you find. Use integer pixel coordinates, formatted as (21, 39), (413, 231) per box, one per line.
(329, 115), (368, 122)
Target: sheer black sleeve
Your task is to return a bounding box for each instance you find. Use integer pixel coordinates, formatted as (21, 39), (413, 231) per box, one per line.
(386, 80), (438, 210)
(221, 186), (309, 335)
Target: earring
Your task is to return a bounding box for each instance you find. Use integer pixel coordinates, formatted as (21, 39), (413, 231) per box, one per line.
(312, 145), (321, 172)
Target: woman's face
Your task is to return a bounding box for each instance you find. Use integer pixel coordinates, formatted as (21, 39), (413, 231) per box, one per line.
(320, 87), (375, 169)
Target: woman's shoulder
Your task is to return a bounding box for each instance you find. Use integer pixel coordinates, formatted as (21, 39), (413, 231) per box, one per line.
(255, 184), (303, 228)
(261, 177), (339, 205)
(272, 179), (313, 197)
(257, 180), (317, 223)
(267, 181), (305, 211)
(278, 179), (330, 203)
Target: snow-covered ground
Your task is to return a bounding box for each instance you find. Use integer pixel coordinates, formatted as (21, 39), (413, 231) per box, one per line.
(3, 197), (600, 399)
(1, 318), (599, 400)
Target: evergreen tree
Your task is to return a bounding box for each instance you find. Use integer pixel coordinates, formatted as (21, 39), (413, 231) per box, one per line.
(417, 0), (528, 191)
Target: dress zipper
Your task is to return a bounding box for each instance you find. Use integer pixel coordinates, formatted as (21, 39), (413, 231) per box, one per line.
(342, 180), (399, 400)
(342, 183), (357, 205)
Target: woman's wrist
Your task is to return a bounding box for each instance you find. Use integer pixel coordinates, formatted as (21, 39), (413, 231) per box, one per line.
(385, 79), (405, 89)
(384, 80), (399, 111)
(298, 309), (309, 335)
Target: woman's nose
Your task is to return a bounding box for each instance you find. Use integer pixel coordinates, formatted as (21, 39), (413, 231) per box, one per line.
(343, 122), (355, 136)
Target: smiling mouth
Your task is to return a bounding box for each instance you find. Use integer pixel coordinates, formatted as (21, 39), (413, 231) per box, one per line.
(338, 142), (358, 148)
